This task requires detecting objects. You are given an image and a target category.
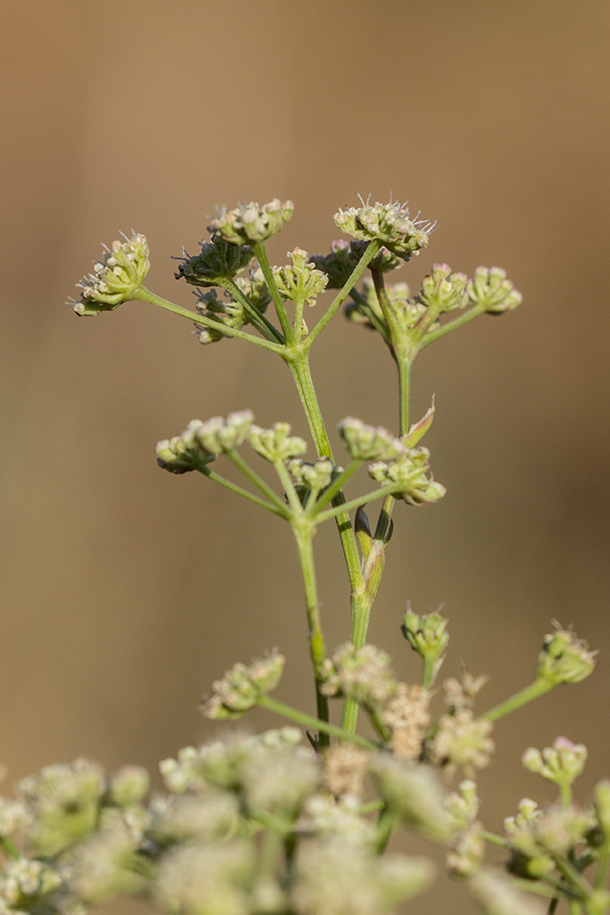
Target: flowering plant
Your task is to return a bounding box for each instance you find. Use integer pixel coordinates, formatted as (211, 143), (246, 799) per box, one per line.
(0, 197), (606, 915)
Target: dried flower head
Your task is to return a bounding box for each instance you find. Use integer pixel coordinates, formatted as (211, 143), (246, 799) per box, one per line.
(322, 745), (370, 798)
(537, 624), (597, 686)
(429, 710), (495, 774)
(175, 237), (254, 287)
(334, 199), (433, 260)
(73, 232), (150, 315)
(381, 683), (430, 762)
(320, 643), (397, 710)
(209, 198), (294, 245)
(201, 649), (285, 720)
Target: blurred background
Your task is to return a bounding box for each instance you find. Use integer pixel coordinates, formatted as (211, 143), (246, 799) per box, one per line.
(1, 0), (609, 910)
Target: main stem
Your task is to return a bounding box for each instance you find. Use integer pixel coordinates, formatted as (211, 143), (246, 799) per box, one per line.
(293, 526), (330, 747)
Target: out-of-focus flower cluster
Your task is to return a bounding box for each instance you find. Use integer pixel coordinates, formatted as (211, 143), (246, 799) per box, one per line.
(0, 730), (453, 915)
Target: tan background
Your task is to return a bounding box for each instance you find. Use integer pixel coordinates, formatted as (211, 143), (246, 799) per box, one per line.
(1, 1), (609, 911)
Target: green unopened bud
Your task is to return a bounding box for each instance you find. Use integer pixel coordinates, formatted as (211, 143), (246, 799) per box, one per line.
(320, 643), (396, 710)
(338, 417), (404, 462)
(446, 823), (485, 877)
(209, 199), (294, 245)
(249, 422), (307, 462)
(418, 263), (468, 312)
(522, 737), (587, 788)
(155, 421), (216, 474)
(288, 457), (336, 494)
(594, 781), (610, 838)
(201, 649), (285, 720)
(467, 266), (522, 314)
(73, 232), (150, 315)
(106, 766), (150, 807)
(368, 447), (446, 505)
(402, 604), (449, 666)
(193, 410), (254, 455)
(273, 248), (328, 308)
(445, 780), (479, 832)
(537, 625), (596, 686)
(334, 199), (433, 260)
(176, 237), (254, 287)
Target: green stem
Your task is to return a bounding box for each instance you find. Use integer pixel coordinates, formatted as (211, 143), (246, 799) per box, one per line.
(420, 304), (485, 348)
(306, 239), (383, 347)
(375, 806), (399, 854)
(133, 288), (284, 354)
(553, 857), (593, 902)
(481, 830), (511, 848)
(286, 350), (365, 591)
(422, 654), (437, 691)
(253, 242), (294, 342)
(226, 451), (289, 514)
(397, 353), (413, 437)
(224, 277), (285, 344)
(315, 485), (404, 524)
(349, 287), (390, 340)
(480, 678), (555, 723)
(0, 837), (19, 859)
(257, 695), (378, 750)
(595, 842), (610, 890)
(199, 466), (288, 518)
(292, 524), (330, 745)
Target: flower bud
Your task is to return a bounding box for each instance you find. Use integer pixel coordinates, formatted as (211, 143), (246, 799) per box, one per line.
(106, 766), (150, 807)
(155, 421), (216, 474)
(175, 237), (254, 287)
(272, 248), (328, 308)
(537, 625), (596, 686)
(209, 199), (294, 245)
(193, 410), (254, 455)
(401, 604), (449, 677)
(200, 649), (285, 720)
(334, 199), (433, 260)
(467, 266), (522, 314)
(249, 422), (307, 462)
(445, 780), (479, 832)
(288, 457), (336, 495)
(521, 737), (587, 788)
(73, 233), (150, 315)
(338, 417), (404, 462)
(446, 823), (485, 877)
(418, 263), (468, 312)
(368, 447), (446, 505)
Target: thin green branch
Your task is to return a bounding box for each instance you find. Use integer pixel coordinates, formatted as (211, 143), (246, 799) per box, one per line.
(133, 288), (285, 354)
(253, 241), (294, 342)
(226, 451), (289, 514)
(224, 276), (285, 344)
(420, 304), (485, 348)
(480, 679), (554, 723)
(315, 485), (404, 524)
(257, 695), (378, 750)
(305, 239), (383, 347)
(198, 466), (288, 518)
